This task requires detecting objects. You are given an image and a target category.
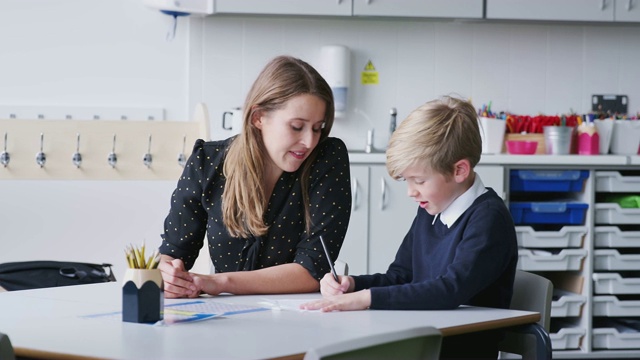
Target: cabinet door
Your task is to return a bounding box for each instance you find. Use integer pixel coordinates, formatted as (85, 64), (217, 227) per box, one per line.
(476, 165), (505, 200)
(214, 0), (352, 16)
(368, 165), (418, 274)
(353, 0), (483, 18)
(486, 0), (615, 21)
(338, 165), (369, 275)
(615, 0), (640, 21)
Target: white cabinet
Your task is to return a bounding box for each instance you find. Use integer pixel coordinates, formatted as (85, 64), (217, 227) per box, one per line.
(352, 0), (483, 19)
(338, 164), (416, 275)
(486, 0), (615, 22)
(615, 0), (640, 22)
(212, 0), (482, 18)
(213, 0), (352, 16)
(368, 165), (417, 274)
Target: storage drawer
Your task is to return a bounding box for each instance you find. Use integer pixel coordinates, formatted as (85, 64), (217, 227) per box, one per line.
(551, 294), (586, 317)
(596, 171), (640, 193)
(594, 296), (640, 317)
(510, 202), (588, 225)
(594, 249), (640, 271)
(595, 226), (640, 248)
(510, 170), (589, 192)
(593, 327), (640, 350)
(516, 226), (586, 248)
(595, 203), (640, 225)
(517, 249), (587, 271)
(550, 327), (585, 350)
(593, 273), (640, 295)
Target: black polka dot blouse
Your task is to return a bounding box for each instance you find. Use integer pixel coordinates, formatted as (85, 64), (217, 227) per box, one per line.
(159, 137), (352, 281)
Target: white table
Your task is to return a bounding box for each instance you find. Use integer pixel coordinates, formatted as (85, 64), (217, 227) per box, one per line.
(0, 282), (539, 360)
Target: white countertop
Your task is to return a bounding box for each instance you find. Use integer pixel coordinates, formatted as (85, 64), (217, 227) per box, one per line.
(348, 151), (639, 166)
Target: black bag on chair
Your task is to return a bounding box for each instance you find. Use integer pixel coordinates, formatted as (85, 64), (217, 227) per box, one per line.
(0, 261), (116, 291)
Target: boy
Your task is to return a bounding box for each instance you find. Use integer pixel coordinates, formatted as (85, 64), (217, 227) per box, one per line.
(301, 96), (518, 358)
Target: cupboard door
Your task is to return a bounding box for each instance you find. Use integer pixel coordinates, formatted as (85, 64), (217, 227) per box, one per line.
(476, 165), (505, 200)
(486, 0), (615, 22)
(214, 0), (352, 16)
(338, 165), (370, 275)
(615, 0), (640, 21)
(368, 165), (418, 274)
(353, 0), (483, 18)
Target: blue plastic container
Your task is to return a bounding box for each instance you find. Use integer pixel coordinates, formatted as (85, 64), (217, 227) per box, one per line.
(509, 202), (588, 225)
(510, 170), (589, 192)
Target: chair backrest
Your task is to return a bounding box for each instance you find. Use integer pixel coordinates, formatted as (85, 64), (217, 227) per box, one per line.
(510, 270), (553, 331)
(0, 332), (16, 360)
(304, 326), (442, 360)
(498, 270), (554, 360)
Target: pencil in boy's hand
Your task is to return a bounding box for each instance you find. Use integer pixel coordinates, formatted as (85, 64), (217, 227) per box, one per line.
(319, 235), (339, 283)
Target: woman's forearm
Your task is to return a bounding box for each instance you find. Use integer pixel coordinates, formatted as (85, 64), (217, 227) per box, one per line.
(196, 263), (319, 295)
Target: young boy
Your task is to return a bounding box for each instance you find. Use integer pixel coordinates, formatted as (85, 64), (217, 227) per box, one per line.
(301, 96), (518, 358)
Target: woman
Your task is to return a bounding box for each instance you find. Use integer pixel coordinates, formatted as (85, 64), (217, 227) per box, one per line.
(158, 56), (352, 298)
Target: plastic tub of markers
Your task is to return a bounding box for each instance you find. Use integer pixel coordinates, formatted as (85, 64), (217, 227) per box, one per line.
(509, 202), (588, 225)
(510, 170), (589, 192)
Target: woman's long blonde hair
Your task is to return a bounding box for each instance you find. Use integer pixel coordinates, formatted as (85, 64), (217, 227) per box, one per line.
(222, 56), (335, 238)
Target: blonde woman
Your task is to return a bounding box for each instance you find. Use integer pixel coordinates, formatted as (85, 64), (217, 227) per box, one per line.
(158, 56), (351, 298)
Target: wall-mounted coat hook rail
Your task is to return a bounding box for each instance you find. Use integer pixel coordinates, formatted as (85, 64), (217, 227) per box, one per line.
(72, 133), (82, 168)
(1, 132), (9, 167)
(35, 133), (46, 168)
(0, 103), (209, 180)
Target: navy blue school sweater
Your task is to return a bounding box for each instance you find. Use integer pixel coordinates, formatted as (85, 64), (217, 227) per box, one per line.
(353, 188), (518, 311)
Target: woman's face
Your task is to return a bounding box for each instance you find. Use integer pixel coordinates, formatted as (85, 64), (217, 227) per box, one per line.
(253, 93), (327, 174)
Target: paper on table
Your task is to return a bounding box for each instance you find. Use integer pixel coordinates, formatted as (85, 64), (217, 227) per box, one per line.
(81, 300), (269, 325)
(258, 298), (320, 312)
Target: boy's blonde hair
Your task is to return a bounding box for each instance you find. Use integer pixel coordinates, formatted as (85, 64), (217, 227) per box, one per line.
(386, 96), (481, 179)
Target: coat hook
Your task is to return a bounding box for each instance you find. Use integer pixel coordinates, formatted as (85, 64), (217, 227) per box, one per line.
(177, 134), (187, 168)
(108, 134), (117, 168)
(1, 132), (10, 168)
(72, 133), (82, 168)
(36, 133), (46, 168)
(143, 134), (153, 168)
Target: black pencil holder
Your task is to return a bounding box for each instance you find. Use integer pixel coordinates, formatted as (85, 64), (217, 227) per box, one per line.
(122, 269), (164, 323)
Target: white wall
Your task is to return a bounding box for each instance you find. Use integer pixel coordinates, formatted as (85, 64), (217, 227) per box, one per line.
(197, 16), (640, 150)
(2, 2), (640, 276)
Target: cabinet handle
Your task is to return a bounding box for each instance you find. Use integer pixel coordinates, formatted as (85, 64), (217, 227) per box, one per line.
(352, 176), (359, 211)
(600, 0), (607, 10)
(380, 177), (387, 211)
(367, 0), (372, 4)
(628, 0), (633, 11)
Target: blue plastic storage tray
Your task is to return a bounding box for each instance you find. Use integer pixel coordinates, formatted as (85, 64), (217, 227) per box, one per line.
(510, 202), (588, 225)
(510, 170), (589, 192)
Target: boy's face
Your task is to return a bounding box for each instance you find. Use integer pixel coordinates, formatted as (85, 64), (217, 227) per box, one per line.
(401, 163), (467, 216)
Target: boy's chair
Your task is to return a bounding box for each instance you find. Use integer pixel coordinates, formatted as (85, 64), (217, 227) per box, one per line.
(0, 332), (16, 360)
(498, 270), (553, 360)
(303, 326), (442, 360)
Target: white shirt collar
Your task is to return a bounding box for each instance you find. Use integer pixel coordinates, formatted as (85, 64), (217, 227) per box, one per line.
(437, 173), (487, 228)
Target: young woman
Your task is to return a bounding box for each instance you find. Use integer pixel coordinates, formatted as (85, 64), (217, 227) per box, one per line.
(158, 56), (352, 298)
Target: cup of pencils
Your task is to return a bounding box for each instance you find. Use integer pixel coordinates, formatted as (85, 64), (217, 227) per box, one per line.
(122, 244), (164, 323)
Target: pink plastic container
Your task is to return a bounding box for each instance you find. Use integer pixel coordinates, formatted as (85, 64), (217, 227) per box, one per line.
(506, 140), (538, 155)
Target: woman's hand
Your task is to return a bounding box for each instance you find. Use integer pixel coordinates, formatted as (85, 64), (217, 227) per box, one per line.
(158, 255), (199, 298)
(319, 273), (354, 297)
(300, 290), (372, 312)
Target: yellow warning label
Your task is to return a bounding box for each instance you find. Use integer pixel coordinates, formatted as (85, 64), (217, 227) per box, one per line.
(364, 60), (376, 71)
(361, 60), (379, 85)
